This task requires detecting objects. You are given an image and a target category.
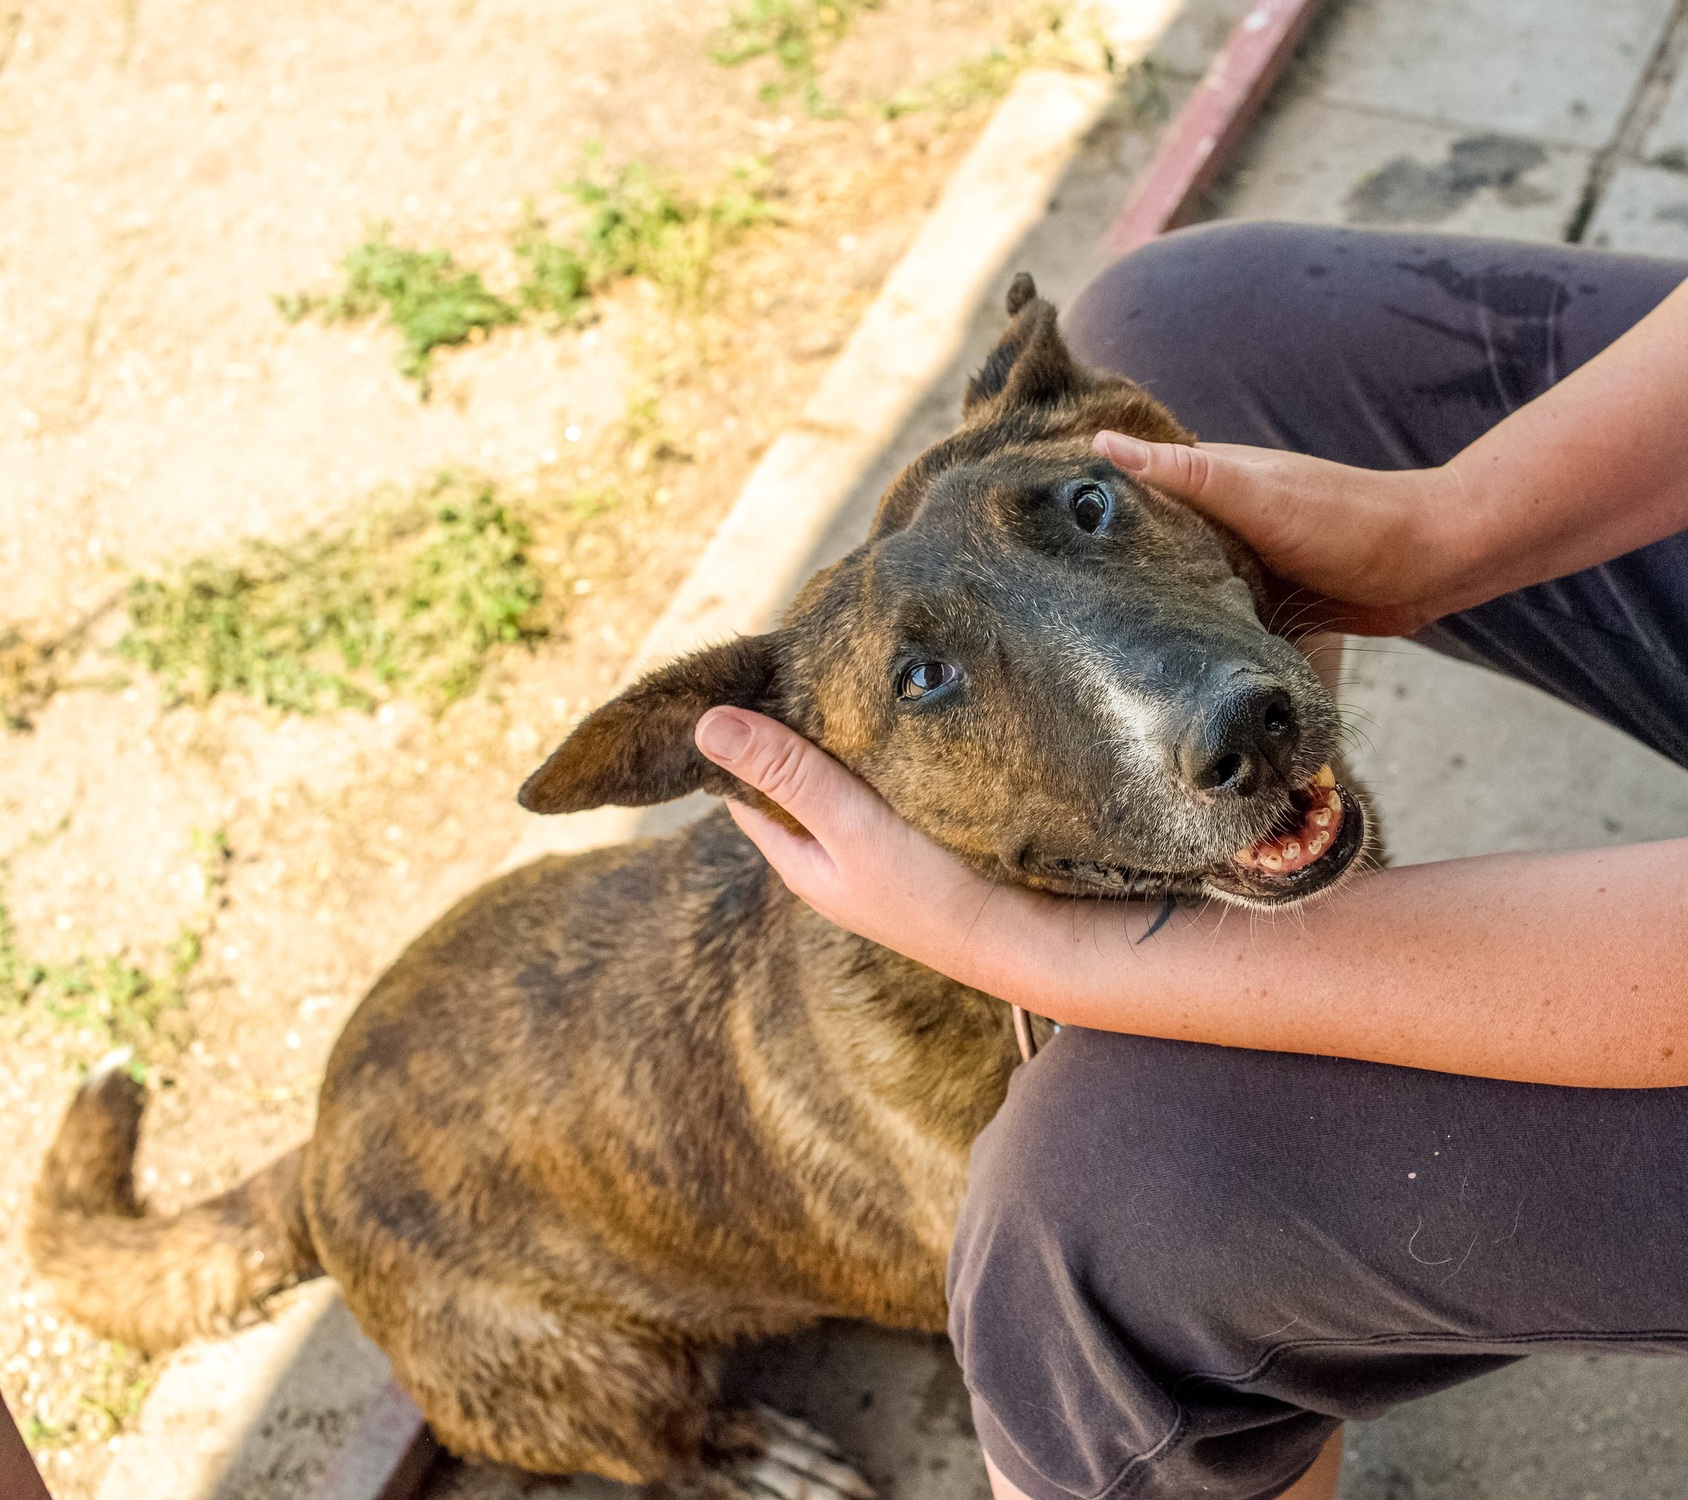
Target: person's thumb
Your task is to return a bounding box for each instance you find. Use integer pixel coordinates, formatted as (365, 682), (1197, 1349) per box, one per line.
(694, 706), (863, 847)
(1093, 430), (1242, 523)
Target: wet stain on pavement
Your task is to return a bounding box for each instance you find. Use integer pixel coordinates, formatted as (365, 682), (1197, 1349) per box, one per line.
(1345, 134), (1549, 225)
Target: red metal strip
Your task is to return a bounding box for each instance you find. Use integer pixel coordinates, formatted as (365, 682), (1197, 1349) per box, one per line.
(0, 1392), (53, 1500)
(313, 1379), (439, 1500)
(1104, 0), (1326, 256)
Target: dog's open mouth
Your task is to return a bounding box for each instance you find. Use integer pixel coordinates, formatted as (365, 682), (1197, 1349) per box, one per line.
(1204, 764), (1366, 904)
(1025, 764), (1366, 908)
(1234, 764), (1343, 876)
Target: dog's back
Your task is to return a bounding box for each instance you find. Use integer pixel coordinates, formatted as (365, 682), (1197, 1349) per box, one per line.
(308, 807), (991, 1338)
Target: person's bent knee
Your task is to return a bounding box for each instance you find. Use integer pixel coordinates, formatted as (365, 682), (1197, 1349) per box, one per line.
(950, 1030), (1277, 1356)
(948, 1031), (1361, 1500)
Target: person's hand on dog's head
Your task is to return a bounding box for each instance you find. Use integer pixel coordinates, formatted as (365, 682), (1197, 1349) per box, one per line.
(1093, 430), (1467, 637)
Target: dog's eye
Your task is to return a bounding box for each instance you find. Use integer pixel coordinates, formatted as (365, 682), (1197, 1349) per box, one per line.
(898, 661), (958, 701)
(1069, 481), (1112, 534)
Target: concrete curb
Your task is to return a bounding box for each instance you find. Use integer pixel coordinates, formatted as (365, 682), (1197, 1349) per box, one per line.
(1104, 0), (1323, 253)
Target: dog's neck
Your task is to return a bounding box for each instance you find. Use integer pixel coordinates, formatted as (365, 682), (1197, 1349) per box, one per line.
(783, 888), (1022, 1140)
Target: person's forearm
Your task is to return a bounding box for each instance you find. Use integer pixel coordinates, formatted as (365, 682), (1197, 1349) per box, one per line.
(963, 838), (1688, 1089)
(1431, 277), (1688, 613)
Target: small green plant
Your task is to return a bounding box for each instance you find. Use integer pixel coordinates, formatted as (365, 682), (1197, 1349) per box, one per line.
(710, 0), (878, 109)
(1, 628), (58, 732)
(22, 1344), (153, 1456)
(0, 830), (227, 1066)
(117, 474), (546, 716)
(278, 227), (519, 393)
(520, 155), (773, 312)
(876, 5), (1081, 119)
(512, 217), (592, 327)
(878, 46), (1024, 119)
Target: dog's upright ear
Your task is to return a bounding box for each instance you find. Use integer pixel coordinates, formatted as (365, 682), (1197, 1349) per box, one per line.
(962, 273), (1084, 420)
(518, 635), (782, 814)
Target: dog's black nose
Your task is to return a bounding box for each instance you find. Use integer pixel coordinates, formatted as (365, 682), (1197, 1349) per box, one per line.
(1177, 680), (1299, 796)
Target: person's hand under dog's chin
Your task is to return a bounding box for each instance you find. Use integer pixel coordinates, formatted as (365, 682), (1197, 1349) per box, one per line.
(695, 706), (1052, 1000)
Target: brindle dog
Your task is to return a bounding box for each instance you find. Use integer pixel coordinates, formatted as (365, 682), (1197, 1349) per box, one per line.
(30, 277), (1371, 1496)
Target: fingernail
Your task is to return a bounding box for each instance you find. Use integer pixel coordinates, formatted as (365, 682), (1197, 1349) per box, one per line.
(1095, 431), (1150, 472)
(696, 709), (752, 762)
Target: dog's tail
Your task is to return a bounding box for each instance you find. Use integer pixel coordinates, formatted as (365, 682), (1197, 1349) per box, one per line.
(27, 1051), (321, 1353)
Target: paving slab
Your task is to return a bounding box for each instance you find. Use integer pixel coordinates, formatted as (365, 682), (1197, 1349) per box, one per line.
(1583, 161), (1688, 256)
(1304, 0), (1678, 149)
(1146, 0), (1258, 79)
(728, 1326), (988, 1500)
(1210, 95), (1590, 237)
(1340, 1354), (1688, 1500)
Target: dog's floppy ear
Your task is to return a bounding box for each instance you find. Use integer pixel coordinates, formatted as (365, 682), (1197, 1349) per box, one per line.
(963, 273), (1083, 418)
(518, 635), (781, 814)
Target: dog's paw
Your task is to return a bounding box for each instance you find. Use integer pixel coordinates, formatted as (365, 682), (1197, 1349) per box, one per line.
(648, 1405), (874, 1500)
(734, 1406), (874, 1500)
(656, 1405), (873, 1500)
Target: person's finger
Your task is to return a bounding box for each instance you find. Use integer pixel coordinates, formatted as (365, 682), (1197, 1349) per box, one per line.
(695, 707), (877, 849)
(1093, 430), (1224, 507)
(721, 797), (838, 904)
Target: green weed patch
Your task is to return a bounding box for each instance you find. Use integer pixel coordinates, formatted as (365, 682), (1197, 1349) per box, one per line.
(117, 475), (545, 716)
(21, 1343), (153, 1456)
(877, 46), (1024, 119)
(277, 230), (519, 393)
(521, 157), (773, 313)
(711, 0), (878, 109)
(876, 6), (1087, 119)
(0, 830), (228, 1067)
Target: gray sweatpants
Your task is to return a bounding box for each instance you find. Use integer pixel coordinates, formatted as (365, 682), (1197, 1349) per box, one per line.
(945, 223), (1688, 1500)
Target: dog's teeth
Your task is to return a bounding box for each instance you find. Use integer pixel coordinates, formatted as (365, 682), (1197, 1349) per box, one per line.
(1235, 847), (1257, 866)
(1310, 807), (1332, 828)
(1282, 840), (1300, 860)
(1259, 851), (1284, 871)
(1308, 832), (1329, 855)
(1313, 764), (1336, 788)
(1325, 787), (1342, 810)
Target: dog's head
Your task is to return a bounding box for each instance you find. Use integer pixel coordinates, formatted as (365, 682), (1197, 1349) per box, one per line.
(520, 276), (1367, 908)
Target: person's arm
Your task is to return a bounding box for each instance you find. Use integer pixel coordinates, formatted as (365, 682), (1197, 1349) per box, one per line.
(1094, 275), (1688, 636)
(695, 709), (1688, 1090)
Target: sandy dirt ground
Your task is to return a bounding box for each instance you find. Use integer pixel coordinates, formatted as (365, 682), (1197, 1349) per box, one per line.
(0, 1), (1113, 1491)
